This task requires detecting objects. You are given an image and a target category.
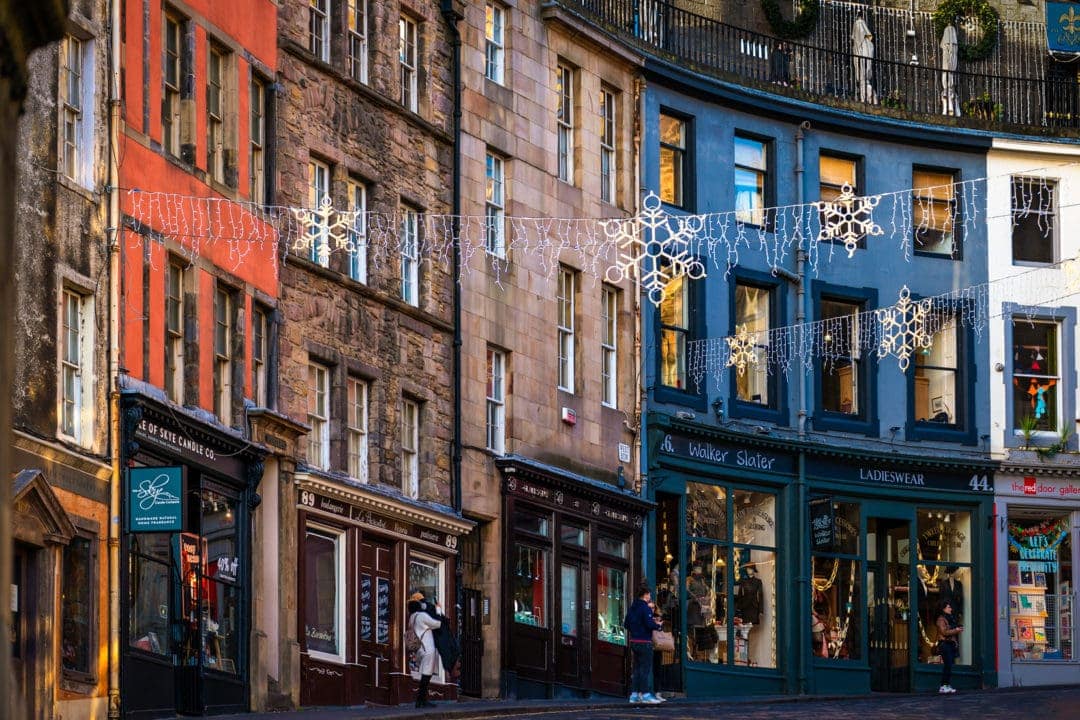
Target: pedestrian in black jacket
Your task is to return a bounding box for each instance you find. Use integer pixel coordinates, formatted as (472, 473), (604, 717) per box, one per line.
(623, 585), (664, 704)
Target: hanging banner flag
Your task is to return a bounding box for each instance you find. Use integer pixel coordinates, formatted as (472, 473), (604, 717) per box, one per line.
(1047, 2), (1080, 52)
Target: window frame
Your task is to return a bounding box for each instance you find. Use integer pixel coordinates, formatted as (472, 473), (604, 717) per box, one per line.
(557, 266), (576, 393)
(906, 299), (977, 445)
(164, 259), (185, 404)
(213, 285), (234, 423)
(601, 285), (618, 408)
(308, 361), (331, 470)
(486, 346), (506, 454)
(347, 179), (367, 283)
(1011, 176), (1058, 266)
(402, 398), (420, 498)
(484, 2), (505, 85)
(347, 0), (368, 84)
(811, 282), (879, 436)
(249, 76), (266, 203)
(206, 42), (226, 184)
(347, 376), (369, 482)
(600, 87), (617, 205)
(308, 159), (331, 267)
(912, 166), (962, 259)
(303, 525), (346, 663)
(309, 0), (331, 62)
(728, 268), (787, 424)
(251, 305), (268, 407)
(818, 151), (866, 252)
(485, 151), (506, 258)
(556, 63), (574, 184)
(658, 109), (689, 209)
(60, 528), (98, 683)
(734, 132), (772, 229)
(163, 11), (183, 157)
(399, 15), (418, 113)
(59, 34), (83, 183)
(654, 273), (706, 409)
(400, 204), (419, 306)
(59, 288), (93, 444)
(1003, 304), (1077, 448)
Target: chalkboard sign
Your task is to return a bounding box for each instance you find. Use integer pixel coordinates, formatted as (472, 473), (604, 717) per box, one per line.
(376, 578), (390, 645)
(809, 497), (835, 551)
(360, 574), (373, 642)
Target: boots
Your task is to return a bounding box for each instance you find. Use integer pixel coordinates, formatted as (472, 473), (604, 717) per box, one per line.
(415, 674), (435, 708)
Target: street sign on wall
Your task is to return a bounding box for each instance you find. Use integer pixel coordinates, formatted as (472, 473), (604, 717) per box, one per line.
(129, 466), (184, 532)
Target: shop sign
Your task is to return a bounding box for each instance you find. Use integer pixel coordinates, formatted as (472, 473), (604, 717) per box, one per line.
(808, 457), (992, 494)
(298, 489), (459, 550)
(1047, 2), (1080, 53)
(1001, 475), (1080, 499)
(809, 496), (835, 551)
(129, 466), (183, 532)
(135, 416), (243, 477)
(214, 556), (239, 583)
(658, 433), (795, 475)
(176, 532), (202, 619)
(504, 476), (644, 528)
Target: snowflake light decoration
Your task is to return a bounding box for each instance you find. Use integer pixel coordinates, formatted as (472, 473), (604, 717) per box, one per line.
(290, 194), (362, 263)
(815, 183), (883, 258)
(725, 323), (760, 376)
(875, 285), (934, 371)
(604, 192), (706, 306)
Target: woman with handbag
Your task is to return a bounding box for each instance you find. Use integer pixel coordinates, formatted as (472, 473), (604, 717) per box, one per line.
(935, 600), (963, 694)
(623, 585), (665, 704)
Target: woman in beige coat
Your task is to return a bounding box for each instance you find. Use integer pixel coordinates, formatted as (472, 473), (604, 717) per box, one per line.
(408, 591), (443, 708)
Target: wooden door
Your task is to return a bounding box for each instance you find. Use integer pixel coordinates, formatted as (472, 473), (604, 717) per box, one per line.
(357, 539), (394, 705)
(555, 561), (584, 687)
(11, 548), (27, 715)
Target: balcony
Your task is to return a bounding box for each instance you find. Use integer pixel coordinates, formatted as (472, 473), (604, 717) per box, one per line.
(561, 0), (1080, 135)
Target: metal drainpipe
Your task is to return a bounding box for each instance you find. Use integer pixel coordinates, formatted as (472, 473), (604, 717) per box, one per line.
(633, 75), (647, 570)
(440, 0), (464, 632)
(794, 120), (810, 695)
(107, 0), (124, 714)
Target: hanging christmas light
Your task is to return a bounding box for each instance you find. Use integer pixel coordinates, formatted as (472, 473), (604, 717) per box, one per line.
(875, 285), (934, 371)
(815, 183), (884, 258)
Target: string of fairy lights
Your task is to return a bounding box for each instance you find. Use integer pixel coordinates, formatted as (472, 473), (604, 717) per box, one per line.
(120, 158), (1078, 388)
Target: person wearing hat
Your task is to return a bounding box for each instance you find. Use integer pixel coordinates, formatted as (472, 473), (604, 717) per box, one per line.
(408, 591), (443, 708)
(935, 600), (963, 694)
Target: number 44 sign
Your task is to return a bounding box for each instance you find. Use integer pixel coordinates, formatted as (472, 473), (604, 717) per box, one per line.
(968, 474), (991, 492)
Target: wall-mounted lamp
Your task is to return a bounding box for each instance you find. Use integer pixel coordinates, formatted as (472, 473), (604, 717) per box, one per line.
(712, 397), (724, 422)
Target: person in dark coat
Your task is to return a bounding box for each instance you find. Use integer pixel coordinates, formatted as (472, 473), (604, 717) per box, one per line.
(936, 600), (963, 693)
(623, 585), (664, 704)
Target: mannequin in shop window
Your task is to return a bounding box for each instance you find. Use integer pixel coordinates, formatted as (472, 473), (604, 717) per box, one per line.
(734, 564), (763, 626)
(939, 566), (964, 624)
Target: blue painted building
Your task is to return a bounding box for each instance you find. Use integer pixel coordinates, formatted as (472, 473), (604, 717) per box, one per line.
(639, 63), (999, 695)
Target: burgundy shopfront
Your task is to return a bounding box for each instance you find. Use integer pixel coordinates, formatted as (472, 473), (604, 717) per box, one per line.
(296, 474), (473, 706)
(498, 456), (651, 699)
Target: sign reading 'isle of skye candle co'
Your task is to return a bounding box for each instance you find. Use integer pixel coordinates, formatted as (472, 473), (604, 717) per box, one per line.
(129, 466), (184, 532)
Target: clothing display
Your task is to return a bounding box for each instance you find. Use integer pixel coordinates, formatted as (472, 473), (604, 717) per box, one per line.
(939, 574), (964, 624)
(735, 572), (764, 625)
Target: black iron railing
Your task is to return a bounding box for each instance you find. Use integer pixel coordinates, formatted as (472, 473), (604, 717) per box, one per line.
(560, 0), (1078, 131)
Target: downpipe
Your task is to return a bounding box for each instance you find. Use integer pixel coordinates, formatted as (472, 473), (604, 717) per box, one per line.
(794, 119), (809, 696)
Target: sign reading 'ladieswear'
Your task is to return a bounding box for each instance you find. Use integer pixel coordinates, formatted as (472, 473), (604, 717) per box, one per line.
(129, 466), (184, 532)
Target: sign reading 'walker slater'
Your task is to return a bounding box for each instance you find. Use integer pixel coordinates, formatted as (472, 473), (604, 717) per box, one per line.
(129, 466), (184, 532)
(657, 434), (796, 475)
(808, 457), (992, 494)
(809, 497), (835, 551)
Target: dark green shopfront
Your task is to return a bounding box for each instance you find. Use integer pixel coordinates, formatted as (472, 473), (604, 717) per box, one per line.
(647, 420), (996, 697)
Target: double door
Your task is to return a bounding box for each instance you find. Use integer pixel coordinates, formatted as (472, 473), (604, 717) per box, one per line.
(357, 539), (394, 705)
(867, 517), (911, 693)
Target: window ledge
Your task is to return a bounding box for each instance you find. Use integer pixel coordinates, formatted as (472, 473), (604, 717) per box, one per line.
(811, 411), (878, 437)
(60, 672), (96, 694)
(56, 174), (98, 201)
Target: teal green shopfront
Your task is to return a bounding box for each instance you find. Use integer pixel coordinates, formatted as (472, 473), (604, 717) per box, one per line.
(647, 419), (997, 697)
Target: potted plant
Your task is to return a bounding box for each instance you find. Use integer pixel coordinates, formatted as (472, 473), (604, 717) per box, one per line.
(961, 91), (1003, 121)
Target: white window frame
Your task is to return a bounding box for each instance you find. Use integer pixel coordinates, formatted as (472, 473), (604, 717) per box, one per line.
(557, 267), (576, 392)
(400, 205), (419, 306)
(347, 377), (369, 482)
(214, 287), (232, 422)
(601, 286), (617, 408)
(59, 288), (93, 444)
(165, 260), (184, 404)
(305, 526), (346, 663)
(486, 347), (505, 454)
(485, 152), (505, 257)
(59, 35), (83, 183)
(308, 362), (331, 470)
(250, 77), (265, 203)
(600, 88), (616, 205)
(402, 398), (419, 498)
(309, 159), (331, 267)
(163, 13), (182, 157)
(207, 43), (226, 184)
(347, 179), (367, 283)
(484, 3), (505, 84)
(399, 16), (418, 112)
(556, 64), (574, 183)
(310, 0), (330, 62)
(1012, 319), (1062, 434)
(348, 0), (368, 84)
(252, 305), (268, 407)
(1011, 176), (1058, 265)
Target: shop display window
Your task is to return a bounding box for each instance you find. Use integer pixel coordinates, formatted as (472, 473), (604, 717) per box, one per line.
(684, 482), (778, 668)
(409, 556), (444, 606)
(561, 524), (587, 547)
(811, 501), (861, 661)
(128, 534), (171, 657)
(915, 509), (972, 664)
(512, 544), (549, 627)
(203, 580), (240, 673)
(513, 509), (550, 538)
(62, 534), (94, 677)
(598, 535), (628, 560)
(304, 529), (342, 658)
(597, 565), (626, 645)
(1007, 512), (1073, 661)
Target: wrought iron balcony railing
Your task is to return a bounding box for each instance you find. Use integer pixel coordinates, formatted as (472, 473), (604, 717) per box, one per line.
(559, 0), (1079, 133)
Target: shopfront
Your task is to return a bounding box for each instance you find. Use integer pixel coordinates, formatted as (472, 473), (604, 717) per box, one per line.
(648, 421), (996, 697)
(994, 468), (1080, 687)
(120, 393), (266, 720)
(295, 473), (473, 707)
(497, 456), (651, 699)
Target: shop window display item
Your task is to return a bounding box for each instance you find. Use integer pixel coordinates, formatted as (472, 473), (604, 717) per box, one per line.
(1007, 514), (1072, 661)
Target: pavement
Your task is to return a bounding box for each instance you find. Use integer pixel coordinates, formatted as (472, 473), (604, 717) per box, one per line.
(206, 685), (1080, 720)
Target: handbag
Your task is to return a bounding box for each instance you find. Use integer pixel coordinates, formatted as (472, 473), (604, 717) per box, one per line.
(652, 629), (675, 652)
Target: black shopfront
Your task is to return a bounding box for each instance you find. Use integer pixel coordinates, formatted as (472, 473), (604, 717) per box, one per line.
(120, 393), (265, 719)
(498, 456), (652, 700)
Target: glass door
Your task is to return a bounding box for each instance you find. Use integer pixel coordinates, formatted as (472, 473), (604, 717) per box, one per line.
(868, 517), (912, 692)
(556, 562), (584, 686)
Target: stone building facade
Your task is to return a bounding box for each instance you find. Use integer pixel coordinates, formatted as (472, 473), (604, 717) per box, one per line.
(274, 0), (472, 707)
(10, 1), (113, 718)
(457, 0), (647, 699)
